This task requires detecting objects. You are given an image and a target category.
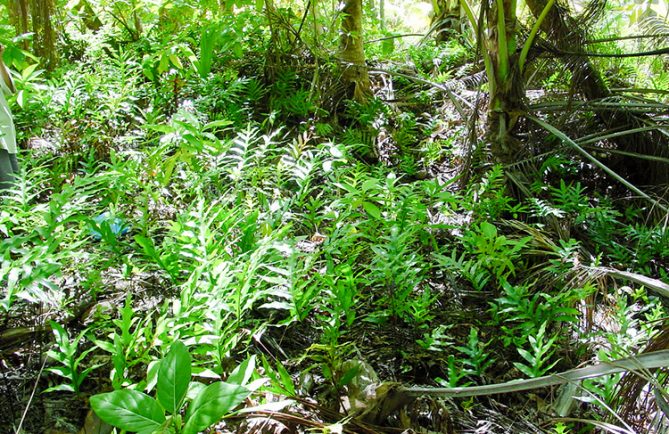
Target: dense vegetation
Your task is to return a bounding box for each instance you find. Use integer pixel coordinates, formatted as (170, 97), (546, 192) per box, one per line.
(1, 0), (669, 433)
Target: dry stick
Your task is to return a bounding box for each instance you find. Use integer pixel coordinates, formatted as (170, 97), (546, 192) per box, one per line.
(611, 88), (669, 96)
(576, 126), (669, 146)
(365, 34), (425, 43)
(582, 145), (669, 165)
(526, 115), (669, 214)
(399, 349), (669, 398)
(599, 267), (669, 299)
(14, 356), (47, 434)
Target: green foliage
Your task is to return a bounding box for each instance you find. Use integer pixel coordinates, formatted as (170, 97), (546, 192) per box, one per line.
(367, 224), (429, 323)
(512, 322), (559, 378)
(91, 341), (251, 434)
(489, 281), (581, 347)
(4, 1), (669, 427)
(455, 328), (495, 378)
(434, 221), (530, 291)
(466, 165), (521, 220)
(462, 222), (530, 282)
(436, 355), (471, 388)
(45, 321), (99, 394)
(417, 325), (452, 352)
(405, 39), (470, 77)
(318, 262), (359, 343)
(92, 294), (154, 390)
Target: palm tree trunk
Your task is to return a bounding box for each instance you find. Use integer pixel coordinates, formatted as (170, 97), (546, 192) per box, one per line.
(485, 0), (525, 164)
(430, 0), (462, 41)
(9, 0), (30, 50)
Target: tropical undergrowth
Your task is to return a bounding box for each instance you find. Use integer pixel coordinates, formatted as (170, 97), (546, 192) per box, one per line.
(1, 5), (669, 433)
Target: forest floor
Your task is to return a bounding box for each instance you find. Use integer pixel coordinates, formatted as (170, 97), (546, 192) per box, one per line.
(1, 35), (669, 434)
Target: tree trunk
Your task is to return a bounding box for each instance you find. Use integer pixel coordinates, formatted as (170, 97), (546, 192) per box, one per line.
(339, 0), (371, 102)
(485, 0), (525, 164)
(30, 0), (57, 69)
(8, 0), (30, 50)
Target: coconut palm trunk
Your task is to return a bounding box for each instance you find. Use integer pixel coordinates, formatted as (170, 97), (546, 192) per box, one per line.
(484, 0), (525, 164)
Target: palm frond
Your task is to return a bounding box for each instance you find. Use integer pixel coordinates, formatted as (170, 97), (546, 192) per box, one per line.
(527, 115), (669, 213)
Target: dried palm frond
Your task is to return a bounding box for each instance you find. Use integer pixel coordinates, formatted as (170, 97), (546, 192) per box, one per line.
(527, 115), (669, 213)
(611, 326), (669, 433)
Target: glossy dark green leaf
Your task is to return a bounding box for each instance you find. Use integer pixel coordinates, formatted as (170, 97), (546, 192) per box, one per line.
(183, 382), (249, 434)
(90, 390), (165, 432)
(157, 341), (191, 415)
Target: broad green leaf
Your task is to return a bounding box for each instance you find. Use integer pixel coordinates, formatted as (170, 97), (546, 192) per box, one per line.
(381, 38), (394, 56)
(160, 155), (178, 187)
(513, 362), (535, 378)
(203, 119), (234, 131)
(46, 366), (72, 378)
(361, 179), (379, 192)
(479, 221), (497, 238)
(275, 362), (295, 396)
(90, 390), (165, 432)
(227, 356), (255, 386)
(21, 63), (39, 79)
(183, 382), (249, 434)
(517, 348), (534, 364)
(158, 53), (169, 74)
(186, 381), (207, 400)
(157, 341), (191, 415)
(362, 202), (381, 219)
(169, 53), (183, 69)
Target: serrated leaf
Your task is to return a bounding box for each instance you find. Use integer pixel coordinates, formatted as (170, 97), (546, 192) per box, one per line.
(183, 382), (249, 434)
(91, 390), (165, 432)
(157, 341), (191, 415)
